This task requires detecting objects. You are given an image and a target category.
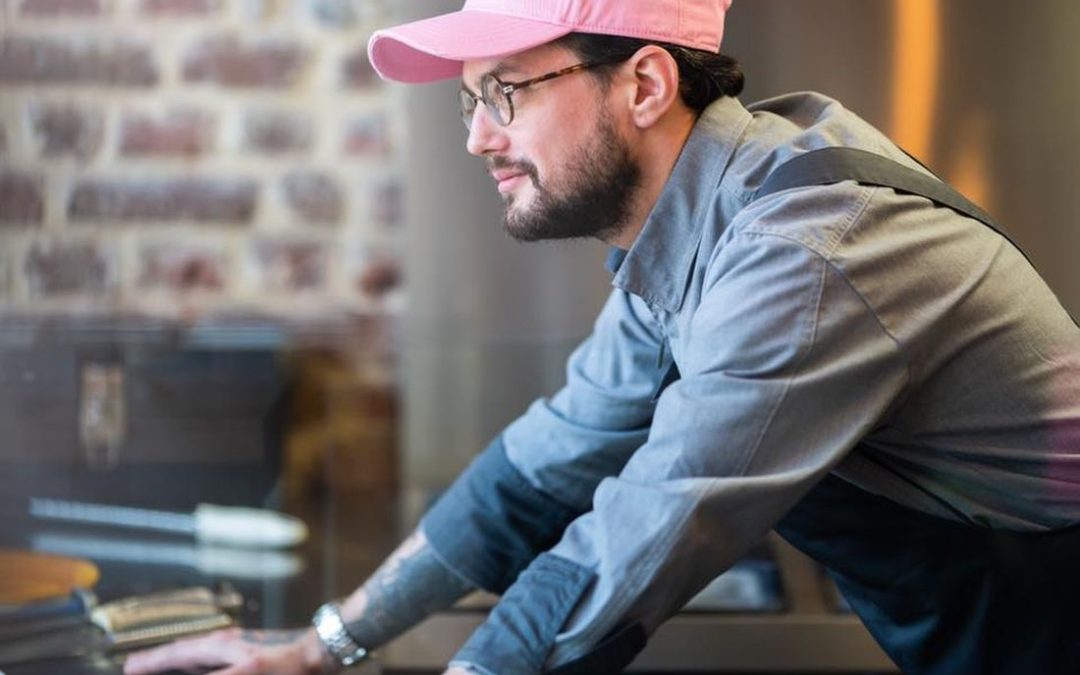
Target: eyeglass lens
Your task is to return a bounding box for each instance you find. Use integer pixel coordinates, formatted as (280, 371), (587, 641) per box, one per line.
(460, 75), (514, 129)
(459, 89), (477, 128)
(481, 75), (512, 126)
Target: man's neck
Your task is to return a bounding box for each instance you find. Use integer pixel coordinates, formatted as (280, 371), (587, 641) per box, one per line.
(604, 109), (698, 251)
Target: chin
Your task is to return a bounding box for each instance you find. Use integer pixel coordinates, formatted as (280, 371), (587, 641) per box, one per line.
(506, 184), (534, 205)
(503, 194), (531, 218)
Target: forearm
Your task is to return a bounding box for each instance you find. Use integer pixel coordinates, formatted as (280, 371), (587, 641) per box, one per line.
(338, 528), (476, 650)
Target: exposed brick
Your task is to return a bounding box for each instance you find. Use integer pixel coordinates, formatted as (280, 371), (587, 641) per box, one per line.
(69, 178), (258, 223)
(0, 36), (158, 87)
(18, 0), (104, 16)
(252, 237), (326, 292)
(341, 47), (378, 89)
(120, 108), (214, 157)
(343, 111), (390, 156)
(138, 241), (227, 291)
(243, 109), (312, 154)
(182, 36), (307, 89)
(370, 177), (401, 227)
(23, 239), (115, 296)
(283, 172), (342, 224)
(140, 0), (218, 17)
(356, 255), (400, 298)
(28, 102), (105, 159)
(0, 171), (45, 224)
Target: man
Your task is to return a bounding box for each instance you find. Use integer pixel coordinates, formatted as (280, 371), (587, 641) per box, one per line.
(126, 1), (1080, 674)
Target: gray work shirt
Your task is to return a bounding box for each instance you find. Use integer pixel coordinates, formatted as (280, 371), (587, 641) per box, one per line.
(425, 92), (1080, 675)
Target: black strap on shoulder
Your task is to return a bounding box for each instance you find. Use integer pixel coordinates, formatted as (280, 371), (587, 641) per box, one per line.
(754, 147), (1077, 328)
(755, 147), (1009, 241)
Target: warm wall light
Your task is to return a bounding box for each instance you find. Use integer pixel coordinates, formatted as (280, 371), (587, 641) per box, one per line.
(891, 0), (993, 211)
(890, 0), (941, 162)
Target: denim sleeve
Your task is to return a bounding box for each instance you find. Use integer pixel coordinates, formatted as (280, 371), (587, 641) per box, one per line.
(420, 436), (582, 593)
(420, 289), (667, 672)
(420, 290), (664, 594)
(452, 553), (596, 675)
(451, 234), (909, 674)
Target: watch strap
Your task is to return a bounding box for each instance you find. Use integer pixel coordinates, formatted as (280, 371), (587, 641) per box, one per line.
(312, 601), (369, 667)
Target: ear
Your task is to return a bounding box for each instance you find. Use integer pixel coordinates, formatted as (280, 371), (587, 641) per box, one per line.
(624, 46), (682, 129)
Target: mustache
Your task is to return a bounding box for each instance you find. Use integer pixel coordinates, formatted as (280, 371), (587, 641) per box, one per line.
(487, 156), (540, 185)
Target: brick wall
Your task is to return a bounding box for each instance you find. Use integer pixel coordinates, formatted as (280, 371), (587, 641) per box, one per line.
(0, 0), (403, 320)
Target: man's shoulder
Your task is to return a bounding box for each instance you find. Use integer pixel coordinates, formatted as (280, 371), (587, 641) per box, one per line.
(702, 91), (931, 258)
(720, 91), (907, 198)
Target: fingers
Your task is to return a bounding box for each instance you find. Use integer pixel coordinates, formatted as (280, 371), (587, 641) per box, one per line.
(210, 659), (267, 675)
(123, 628), (248, 675)
(207, 647), (307, 675)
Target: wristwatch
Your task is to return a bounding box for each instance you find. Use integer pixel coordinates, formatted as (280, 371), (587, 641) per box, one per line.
(312, 601), (370, 668)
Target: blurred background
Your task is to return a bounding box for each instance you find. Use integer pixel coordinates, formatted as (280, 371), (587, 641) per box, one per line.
(1, 0), (1078, 673)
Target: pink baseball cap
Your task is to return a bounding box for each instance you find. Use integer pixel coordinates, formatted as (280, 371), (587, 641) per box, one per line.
(368, 0), (734, 84)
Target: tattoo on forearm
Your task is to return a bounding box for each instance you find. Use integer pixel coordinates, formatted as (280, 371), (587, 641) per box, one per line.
(239, 629), (306, 646)
(341, 530), (475, 649)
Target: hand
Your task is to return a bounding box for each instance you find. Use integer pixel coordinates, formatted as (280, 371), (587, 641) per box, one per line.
(442, 669), (475, 675)
(123, 627), (332, 675)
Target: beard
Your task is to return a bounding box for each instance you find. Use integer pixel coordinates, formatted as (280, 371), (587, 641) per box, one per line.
(491, 112), (643, 243)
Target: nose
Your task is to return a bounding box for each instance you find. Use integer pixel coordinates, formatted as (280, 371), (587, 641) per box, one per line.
(465, 103), (508, 157)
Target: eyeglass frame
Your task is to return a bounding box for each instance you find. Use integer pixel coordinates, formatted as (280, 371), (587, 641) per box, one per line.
(459, 60), (620, 129)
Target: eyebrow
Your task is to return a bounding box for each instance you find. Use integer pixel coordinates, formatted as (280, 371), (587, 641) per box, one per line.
(488, 62), (525, 79)
(462, 61), (526, 95)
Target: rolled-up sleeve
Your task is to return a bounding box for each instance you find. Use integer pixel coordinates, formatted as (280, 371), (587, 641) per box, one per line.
(420, 287), (666, 587)
(451, 231), (910, 674)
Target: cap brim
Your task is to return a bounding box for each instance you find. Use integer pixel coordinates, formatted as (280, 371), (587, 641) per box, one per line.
(368, 10), (575, 84)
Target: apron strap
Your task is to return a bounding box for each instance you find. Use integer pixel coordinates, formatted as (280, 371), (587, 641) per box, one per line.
(755, 147), (1002, 235)
(754, 147), (1077, 328)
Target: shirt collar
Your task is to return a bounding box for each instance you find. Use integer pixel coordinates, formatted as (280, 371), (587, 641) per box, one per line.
(610, 96), (752, 312)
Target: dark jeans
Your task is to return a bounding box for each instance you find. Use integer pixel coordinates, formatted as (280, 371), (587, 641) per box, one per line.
(776, 473), (1080, 674)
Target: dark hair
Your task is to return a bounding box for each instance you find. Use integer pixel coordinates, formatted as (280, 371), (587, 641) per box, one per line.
(554, 33), (745, 114)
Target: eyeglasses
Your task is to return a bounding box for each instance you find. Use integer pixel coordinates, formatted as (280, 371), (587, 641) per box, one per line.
(459, 61), (611, 130)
